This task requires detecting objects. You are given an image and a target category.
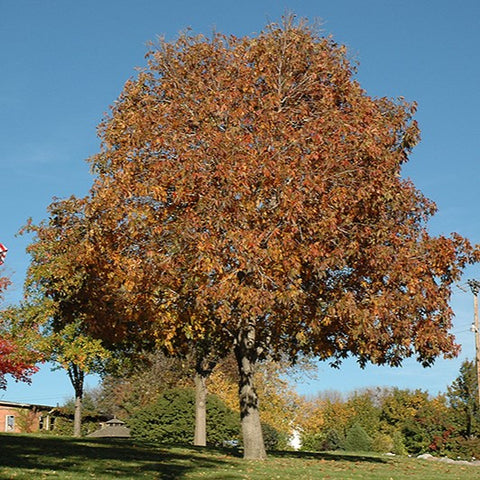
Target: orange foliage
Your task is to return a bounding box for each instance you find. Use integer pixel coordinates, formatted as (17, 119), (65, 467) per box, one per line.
(87, 17), (477, 368)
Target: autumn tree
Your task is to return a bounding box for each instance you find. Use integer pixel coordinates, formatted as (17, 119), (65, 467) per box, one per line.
(47, 321), (110, 436)
(0, 331), (39, 390)
(0, 272), (39, 389)
(21, 197), (113, 437)
(86, 16), (478, 459)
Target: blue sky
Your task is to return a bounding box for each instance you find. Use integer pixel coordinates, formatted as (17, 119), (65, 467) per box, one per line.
(1, 0), (480, 405)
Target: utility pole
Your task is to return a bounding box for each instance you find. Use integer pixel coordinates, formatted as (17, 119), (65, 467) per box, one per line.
(467, 279), (480, 404)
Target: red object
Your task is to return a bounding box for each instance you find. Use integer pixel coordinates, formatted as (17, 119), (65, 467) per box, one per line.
(0, 243), (7, 265)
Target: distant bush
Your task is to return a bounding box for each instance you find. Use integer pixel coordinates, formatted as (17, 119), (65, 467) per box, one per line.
(322, 429), (345, 451)
(39, 416), (100, 437)
(439, 436), (480, 460)
(299, 432), (324, 452)
(372, 433), (393, 453)
(391, 430), (408, 455)
(300, 429), (345, 452)
(344, 423), (372, 452)
(128, 388), (239, 446)
(260, 422), (289, 451)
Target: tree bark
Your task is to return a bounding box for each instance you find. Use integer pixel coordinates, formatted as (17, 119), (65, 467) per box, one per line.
(68, 364), (84, 438)
(194, 371), (207, 446)
(234, 325), (267, 460)
(73, 392), (83, 438)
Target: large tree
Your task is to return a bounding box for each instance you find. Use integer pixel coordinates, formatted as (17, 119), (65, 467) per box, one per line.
(87, 17), (478, 459)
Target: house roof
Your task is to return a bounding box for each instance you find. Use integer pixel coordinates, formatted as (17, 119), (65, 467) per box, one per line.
(88, 418), (131, 438)
(0, 400), (55, 411)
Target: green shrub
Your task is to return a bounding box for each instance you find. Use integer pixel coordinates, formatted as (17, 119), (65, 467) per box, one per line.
(452, 436), (480, 459)
(392, 430), (408, 455)
(300, 429), (345, 452)
(323, 429), (345, 451)
(299, 432), (325, 452)
(39, 416), (99, 437)
(128, 388), (239, 446)
(372, 433), (393, 453)
(260, 422), (289, 451)
(344, 423), (372, 452)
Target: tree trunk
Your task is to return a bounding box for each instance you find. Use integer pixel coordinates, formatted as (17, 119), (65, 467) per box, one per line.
(73, 392), (83, 438)
(68, 364), (84, 438)
(193, 343), (218, 447)
(234, 325), (267, 460)
(194, 371), (208, 446)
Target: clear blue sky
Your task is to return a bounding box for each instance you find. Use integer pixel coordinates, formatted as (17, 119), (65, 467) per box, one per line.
(1, 0), (480, 405)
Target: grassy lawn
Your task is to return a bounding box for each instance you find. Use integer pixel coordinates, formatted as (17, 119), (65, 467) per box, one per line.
(1, 434), (480, 480)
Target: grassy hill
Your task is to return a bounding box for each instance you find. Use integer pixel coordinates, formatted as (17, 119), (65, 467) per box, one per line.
(0, 434), (479, 479)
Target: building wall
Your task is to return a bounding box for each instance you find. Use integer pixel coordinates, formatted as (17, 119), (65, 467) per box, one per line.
(0, 405), (49, 433)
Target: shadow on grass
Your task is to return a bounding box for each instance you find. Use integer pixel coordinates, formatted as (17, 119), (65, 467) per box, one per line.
(0, 434), (231, 479)
(270, 449), (389, 464)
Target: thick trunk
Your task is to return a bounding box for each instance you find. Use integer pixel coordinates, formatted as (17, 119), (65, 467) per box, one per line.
(194, 371), (207, 446)
(235, 326), (267, 460)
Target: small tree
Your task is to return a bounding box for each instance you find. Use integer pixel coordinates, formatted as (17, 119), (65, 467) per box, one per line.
(21, 197), (112, 436)
(48, 321), (110, 437)
(0, 282), (39, 389)
(0, 335), (38, 390)
(447, 359), (479, 438)
(344, 423), (373, 452)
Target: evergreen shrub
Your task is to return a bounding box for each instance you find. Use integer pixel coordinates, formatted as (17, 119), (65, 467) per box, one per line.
(261, 422), (288, 451)
(128, 388), (239, 446)
(344, 423), (372, 452)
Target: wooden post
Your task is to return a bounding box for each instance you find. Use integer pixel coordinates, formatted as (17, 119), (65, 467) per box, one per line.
(468, 280), (480, 405)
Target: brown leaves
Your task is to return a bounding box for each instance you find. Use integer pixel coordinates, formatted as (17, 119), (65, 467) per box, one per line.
(85, 16), (476, 368)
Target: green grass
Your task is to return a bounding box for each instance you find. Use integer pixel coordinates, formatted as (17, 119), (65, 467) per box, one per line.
(0, 434), (479, 479)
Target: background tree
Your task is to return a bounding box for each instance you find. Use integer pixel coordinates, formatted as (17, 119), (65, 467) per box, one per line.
(47, 321), (111, 437)
(447, 359), (479, 438)
(96, 351), (194, 419)
(87, 16), (478, 458)
(379, 388), (431, 432)
(298, 387), (457, 455)
(21, 197), (113, 436)
(399, 394), (454, 455)
(0, 281), (39, 389)
(299, 389), (381, 451)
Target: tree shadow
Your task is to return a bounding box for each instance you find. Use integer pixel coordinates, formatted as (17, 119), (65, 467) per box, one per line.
(270, 449), (389, 464)
(0, 434), (230, 479)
